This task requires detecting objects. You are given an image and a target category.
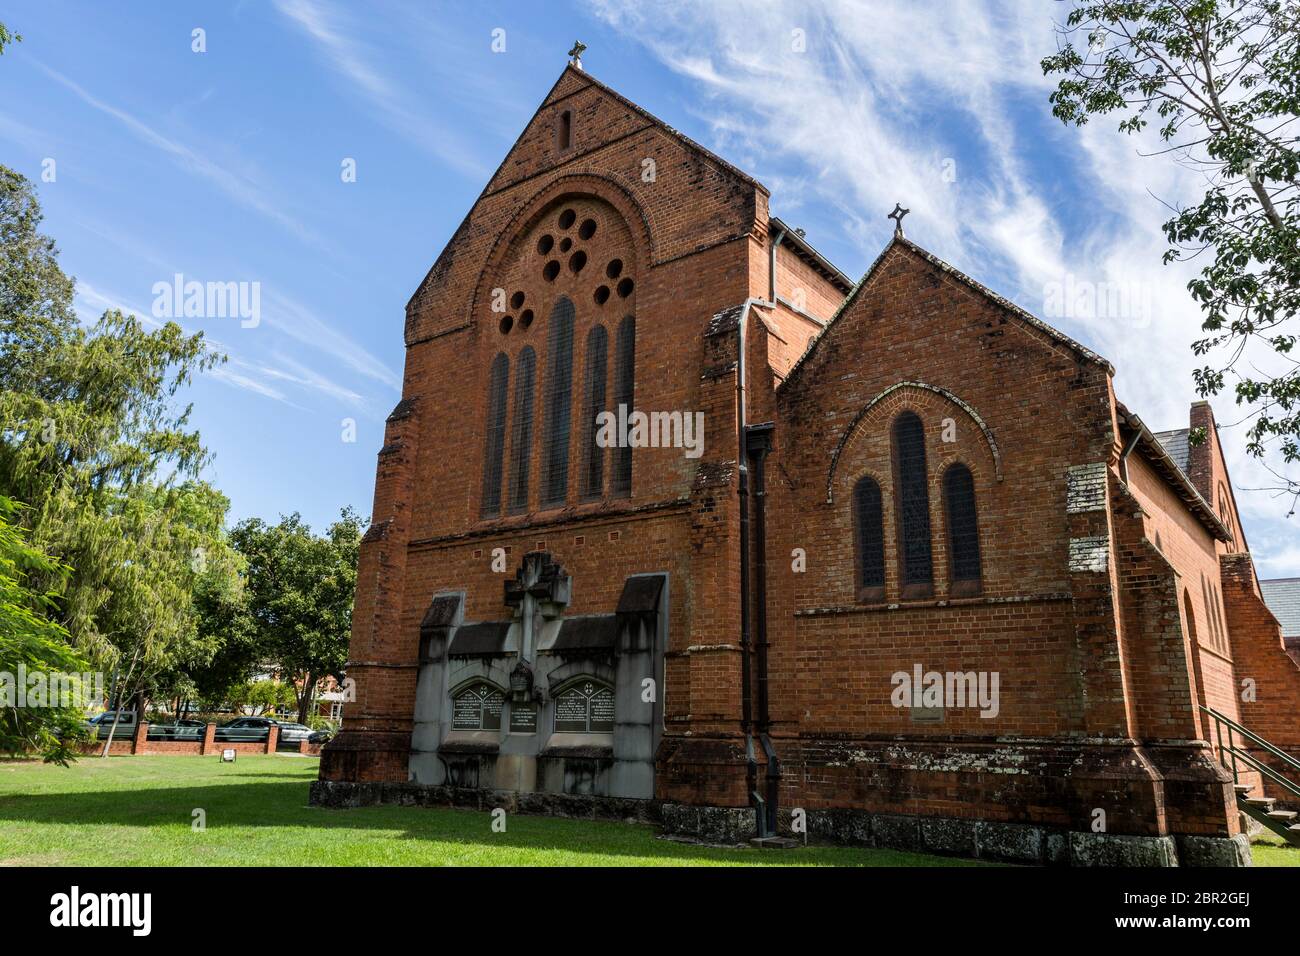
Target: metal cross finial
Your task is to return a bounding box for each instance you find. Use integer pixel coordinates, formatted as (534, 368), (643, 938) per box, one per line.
(568, 40), (587, 69)
(888, 202), (910, 237)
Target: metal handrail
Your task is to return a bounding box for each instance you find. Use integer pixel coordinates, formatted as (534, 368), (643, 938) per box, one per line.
(1200, 705), (1300, 801)
(1200, 705), (1300, 775)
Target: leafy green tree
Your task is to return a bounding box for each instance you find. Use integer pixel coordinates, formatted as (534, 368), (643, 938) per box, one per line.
(0, 22), (21, 56)
(0, 496), (89, 764)
(1043, 0), (1300, 512)
(0, 164), (228, 679)
(230, 509), (362, 724)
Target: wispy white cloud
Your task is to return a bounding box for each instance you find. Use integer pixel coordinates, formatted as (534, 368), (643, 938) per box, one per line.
(262, 290), (401, 393)
(31, 58), (325, 249)
(74, 280), (372, 409)
(587, 0), (1297, 570)
(272, 0), (490, 180)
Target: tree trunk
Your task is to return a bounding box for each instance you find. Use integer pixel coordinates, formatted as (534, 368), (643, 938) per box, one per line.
(297, 671), (315, 725)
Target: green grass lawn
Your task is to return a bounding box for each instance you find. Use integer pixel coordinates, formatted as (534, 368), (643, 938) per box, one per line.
(1, 755), (1294, 867)
(0, 755), (991, 866)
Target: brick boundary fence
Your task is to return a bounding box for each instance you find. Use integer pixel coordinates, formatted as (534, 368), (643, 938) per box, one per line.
(76, 722), (323, 757)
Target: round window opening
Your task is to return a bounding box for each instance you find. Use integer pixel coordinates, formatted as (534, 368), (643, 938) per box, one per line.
(537, 235), (554, 255)
(510, 290), (525, 309)
(594, 285), (610, 305)
(605, 258), (623, 279)
(520, 308), (535, 328)
(578, 218), (597, 240)
(558, 208), (577, 230)
(499, 315), (514, 334)
(616, 278), (635, 298)
(569, 250), (587, 273)
(542, 260), (560, 282)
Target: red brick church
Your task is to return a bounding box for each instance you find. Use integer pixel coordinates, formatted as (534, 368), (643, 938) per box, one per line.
(313, 54), (1300, 866)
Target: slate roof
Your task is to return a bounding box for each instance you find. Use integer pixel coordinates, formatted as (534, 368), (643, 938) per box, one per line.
(448, 621), (511, 657)
(1154, 428), (1191, 474)
(1260, 578), (1300, 639)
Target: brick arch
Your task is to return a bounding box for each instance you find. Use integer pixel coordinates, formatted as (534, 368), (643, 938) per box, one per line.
(468, 172), (654, 329)
(826, 381), (1003, 504)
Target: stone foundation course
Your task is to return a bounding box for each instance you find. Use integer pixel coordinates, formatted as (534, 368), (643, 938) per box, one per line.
(308, 781), (1250, 866)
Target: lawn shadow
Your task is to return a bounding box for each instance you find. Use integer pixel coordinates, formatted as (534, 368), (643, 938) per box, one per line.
(0, 772), (991, 866)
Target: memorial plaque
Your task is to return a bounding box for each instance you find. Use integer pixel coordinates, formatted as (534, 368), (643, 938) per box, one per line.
(555, 688), (589, 733)
(590, 688), (615, 732)
(452, 684), (504, 731)
(554, 681), (615, 733)
(483, 690), (503, 730)
(509, 702), (537, 733)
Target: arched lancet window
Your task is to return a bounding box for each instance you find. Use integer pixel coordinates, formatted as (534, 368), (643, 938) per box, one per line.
(1183, 589), (1198, 645)
(1200, 574), (1218, 648)
(853, 476), (885, 602)
(541, 297), (576, 508)
(943, 463), (982, 596)
(611, 315), (635, 497)
(557, 109), (572, 151)
(451, 682), (504, 732)
(1212, 584), (1228, 652)
(507, 346), (536, 513)
(480, 352), (509, 518)
(581, 325), (608, 499)
(892, 411), (933, 596)
(553, 678), (614, 733)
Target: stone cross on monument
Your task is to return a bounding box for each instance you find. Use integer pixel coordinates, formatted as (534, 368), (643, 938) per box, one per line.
(504, 552), (571, 700)
(888, 202), (910, 238)
(568, 40), (587, 70)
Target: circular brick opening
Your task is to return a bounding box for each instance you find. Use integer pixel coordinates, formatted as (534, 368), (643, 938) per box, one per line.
(559, 236), (573, 252)
(510, 290), (525, 309)
(543, 260), (560, 281)
(520, 308), (534, 328)
(616, 277), (634, 298)
(569, 250), (587, 274)
(594, 285), (610, 305)
(537, 234), (554, 255)
(605, 258), (623, 279)
(558, 208), (576, 230)
(578, 218), (597, 240)
(499, 315), (514, 334)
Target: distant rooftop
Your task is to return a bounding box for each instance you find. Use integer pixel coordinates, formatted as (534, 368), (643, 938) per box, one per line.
(1261, 578), (1300, 639)
(1154, 428), (1191, 475)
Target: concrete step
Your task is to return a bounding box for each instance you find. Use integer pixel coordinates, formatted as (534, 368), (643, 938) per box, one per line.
(1234, 784), (1254, 795)
(1266, 810), (1298, 822)
(1244, 797), (1277, 810)
(750, 836), (801, 850)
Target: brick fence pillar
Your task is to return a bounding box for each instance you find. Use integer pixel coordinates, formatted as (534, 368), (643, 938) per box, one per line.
(133, 721), (149, 755)
(201, 722), (216, 755)
(266, 723), (279, 754)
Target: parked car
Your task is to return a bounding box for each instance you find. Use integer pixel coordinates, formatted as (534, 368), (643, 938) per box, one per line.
(273, 721), (313, 744)
(214, 716), (313, 744)
(307, 729), (333, 745)
(85, 711), (137, 738)
(149, 718), (207, 740)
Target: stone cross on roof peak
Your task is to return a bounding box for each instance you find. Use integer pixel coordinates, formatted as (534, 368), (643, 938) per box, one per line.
(888, 202), (910, 238)
(568, 41), (587, 69)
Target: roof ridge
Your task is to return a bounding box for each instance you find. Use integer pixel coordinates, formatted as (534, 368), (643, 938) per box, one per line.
(572, 65), (768, 195)
(778, 235), (1114, 393)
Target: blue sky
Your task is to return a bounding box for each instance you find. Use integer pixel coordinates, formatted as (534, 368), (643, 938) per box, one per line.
(2, 0), (1295, 575)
